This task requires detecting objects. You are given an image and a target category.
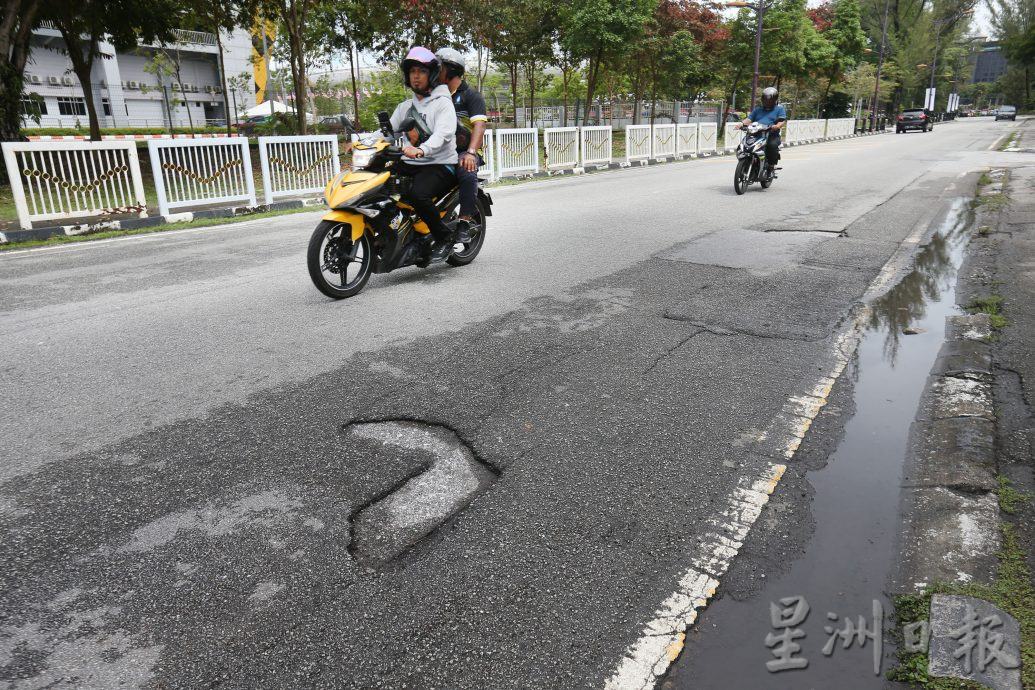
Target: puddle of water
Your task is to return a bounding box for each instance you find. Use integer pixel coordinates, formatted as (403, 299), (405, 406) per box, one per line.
(664, 200), (971, 689)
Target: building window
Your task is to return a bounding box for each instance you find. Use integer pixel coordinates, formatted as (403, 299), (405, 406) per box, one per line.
(57, 96), (87, 116)
(102, 98), (111, 116)
(20, 96), (47, 117)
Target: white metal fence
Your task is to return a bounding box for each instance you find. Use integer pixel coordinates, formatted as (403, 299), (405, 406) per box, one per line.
(676, 124), (698, 156)
(724, 123), (743, 152)
(580, 126), (613, 167)
(543, 127), (580, 170)
(495, 128), (539, 176)
(257, 135), (340, 205)
(826, 118), (854, 138)
(625, 125), (652, 162)
(147, 138), (256, 217)
(652, 124), (676, 159)
(698, 123), (718, 154)
(478, 129), (495, 181)
(2, 141), (147, 229)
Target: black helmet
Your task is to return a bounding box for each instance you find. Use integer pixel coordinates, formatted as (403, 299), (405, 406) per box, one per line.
(436, 47), (466, 80)
(401, 46), (440, 96)
(761, 86), (778, 109)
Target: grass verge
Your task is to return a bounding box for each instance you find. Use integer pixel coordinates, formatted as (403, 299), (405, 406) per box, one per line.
(966, 294), (1008, 330)
(0, 206), (318, 251)
(886, 484), (1035, 689)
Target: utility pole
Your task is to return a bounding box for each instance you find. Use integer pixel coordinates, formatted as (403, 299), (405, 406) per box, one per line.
(870, 0), (891, 130)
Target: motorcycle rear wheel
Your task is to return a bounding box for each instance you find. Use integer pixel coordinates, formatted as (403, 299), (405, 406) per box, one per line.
(760, 164), (774, 189)
(307, 220), (372, 299)
(734, 158), (750, 195)
(446, 197), (488, 267)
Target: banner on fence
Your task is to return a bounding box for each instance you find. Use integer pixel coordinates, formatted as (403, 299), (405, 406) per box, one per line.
(652, 124), (676, 159)
(625, 125), (651, 162)
(148, 137), (256, 217)
(543, 127), (580, 170)
(495, 128), (539, 176)
(676, 124), (699, 156)
(258, 135), (340, 205)
(1, 140), (147, 230)
(580, 126), (613, 167)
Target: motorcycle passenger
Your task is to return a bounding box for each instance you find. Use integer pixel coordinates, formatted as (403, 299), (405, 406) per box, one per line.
(436, 47), (487, 245)
(389, 46), (459, 263)
(740, 86), (786, 173)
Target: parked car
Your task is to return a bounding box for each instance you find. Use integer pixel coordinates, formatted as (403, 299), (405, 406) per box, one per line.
(318, 115), (356, 135)
(995, 105), (1017, 121)
(896, 108), (933, 133)
(234, 115), (274, 135)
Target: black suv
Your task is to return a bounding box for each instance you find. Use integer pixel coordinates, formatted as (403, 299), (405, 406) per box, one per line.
(896, 108), (933, 133)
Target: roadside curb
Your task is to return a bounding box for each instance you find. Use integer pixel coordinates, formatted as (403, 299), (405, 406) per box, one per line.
(895, 169), (1009, 593)
(0, 196), (324, 245)
(897, 312), (1000, 590)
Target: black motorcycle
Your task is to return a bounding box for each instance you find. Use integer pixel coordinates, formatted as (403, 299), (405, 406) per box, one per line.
(733, 123), (777, 195)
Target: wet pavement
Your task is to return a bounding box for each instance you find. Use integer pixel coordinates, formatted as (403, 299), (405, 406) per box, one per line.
(665, 201), (972, 688)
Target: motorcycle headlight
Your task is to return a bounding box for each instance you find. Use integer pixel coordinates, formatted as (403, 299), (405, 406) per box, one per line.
(351, 147), (377, 169)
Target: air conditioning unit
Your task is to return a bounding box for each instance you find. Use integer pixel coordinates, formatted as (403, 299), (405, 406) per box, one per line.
(29, 74), (41, 85)
(48, 76), (60, 86)
(61, 76), (73, 86)
(171, 82), (180, 91)
(204, 85), (215, 94)
(191, 84), (199, 93)
(127, 81), (139, 90)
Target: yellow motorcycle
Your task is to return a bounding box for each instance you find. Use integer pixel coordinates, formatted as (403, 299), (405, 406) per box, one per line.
(307, 112), (492, 299)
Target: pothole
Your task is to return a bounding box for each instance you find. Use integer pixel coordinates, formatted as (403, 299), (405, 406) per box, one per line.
(762, 227), (848, 236)
(345, 420), (497, 567)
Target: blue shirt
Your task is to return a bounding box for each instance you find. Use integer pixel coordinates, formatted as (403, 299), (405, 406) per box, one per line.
(748, 105), (787, 126)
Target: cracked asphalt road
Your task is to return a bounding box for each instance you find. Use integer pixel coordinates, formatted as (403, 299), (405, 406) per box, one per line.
(0, 118), (1025, 689)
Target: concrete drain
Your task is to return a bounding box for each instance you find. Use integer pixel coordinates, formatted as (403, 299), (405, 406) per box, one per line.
(346, 420), (497, 566)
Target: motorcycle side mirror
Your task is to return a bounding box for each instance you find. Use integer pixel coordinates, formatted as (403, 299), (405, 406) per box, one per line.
(377, 110), (393, 137)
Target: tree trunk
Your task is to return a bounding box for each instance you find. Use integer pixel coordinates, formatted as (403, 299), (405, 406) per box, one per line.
(349, 41), (359, 121)
(584, 47), (604, 127)
(725, 66), (743, 123)
(1, 0), (41, 161)
(282, 0), (312, 135)
(60, 29), (101, 140)
(509, 63), (518, 125)
(215, 28), (232, 136)
(172, 49), (196, 136)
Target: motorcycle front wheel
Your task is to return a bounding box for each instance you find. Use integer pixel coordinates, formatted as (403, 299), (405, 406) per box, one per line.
(307, 220), (372, 299)
(734, 158), (750, 195)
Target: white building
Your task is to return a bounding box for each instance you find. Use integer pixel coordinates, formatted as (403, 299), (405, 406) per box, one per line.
(21, 23), (254, 129)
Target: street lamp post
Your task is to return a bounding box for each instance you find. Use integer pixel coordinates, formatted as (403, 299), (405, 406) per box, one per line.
(728, 0), (766, 110)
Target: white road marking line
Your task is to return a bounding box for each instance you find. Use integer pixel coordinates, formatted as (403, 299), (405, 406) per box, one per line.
(603, 186), (945, 689)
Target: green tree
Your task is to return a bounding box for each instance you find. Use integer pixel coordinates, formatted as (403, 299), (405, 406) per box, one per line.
(1, 0), (43, 150)
(560, 0), (655, 124)
(40, 0), (185, 140)
(816, 0), (867, 113)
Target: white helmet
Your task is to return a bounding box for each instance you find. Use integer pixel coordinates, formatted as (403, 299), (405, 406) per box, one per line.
(436, 47), (466, 79)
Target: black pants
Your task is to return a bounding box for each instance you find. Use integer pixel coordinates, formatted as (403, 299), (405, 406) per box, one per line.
(395, 161), (455, 243)
(456, 154), (483, 218)
(765, 132), (781, 166)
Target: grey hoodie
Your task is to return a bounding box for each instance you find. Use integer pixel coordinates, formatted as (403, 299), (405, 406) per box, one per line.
(389, 84), (458, 165)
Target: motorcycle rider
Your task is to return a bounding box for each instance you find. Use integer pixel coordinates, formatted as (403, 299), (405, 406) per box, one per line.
(740, 86), (786, 174)
(388, 46), (458, 263)
(435, 47), (487, 244)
